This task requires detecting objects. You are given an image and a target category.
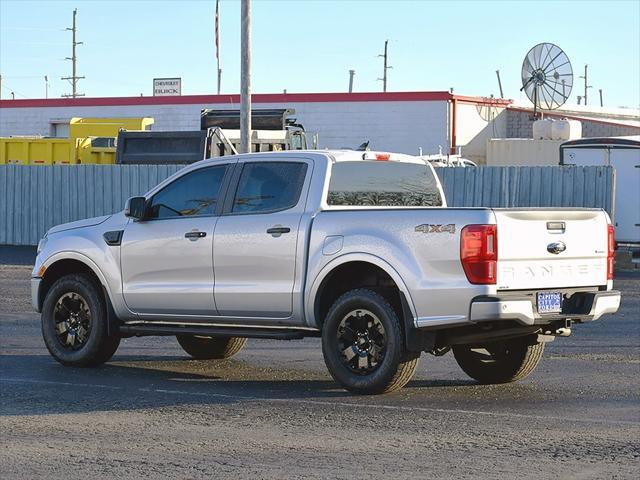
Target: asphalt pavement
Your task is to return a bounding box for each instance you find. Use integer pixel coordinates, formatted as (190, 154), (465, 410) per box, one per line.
(0, 264), (638, 479)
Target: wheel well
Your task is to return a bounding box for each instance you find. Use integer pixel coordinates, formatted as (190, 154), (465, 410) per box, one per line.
(39, 259), (102, 311)
(314, 261), (403, 328)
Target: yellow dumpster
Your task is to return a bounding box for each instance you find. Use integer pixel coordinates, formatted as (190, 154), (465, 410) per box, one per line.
(0, 117), (153, 165)
(0, 137), (74, 165)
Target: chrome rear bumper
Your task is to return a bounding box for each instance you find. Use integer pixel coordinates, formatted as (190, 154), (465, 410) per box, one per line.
(470, 290), (621, 326)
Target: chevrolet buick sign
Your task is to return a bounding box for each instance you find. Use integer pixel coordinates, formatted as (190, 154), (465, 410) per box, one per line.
(153, 78), (181, 96)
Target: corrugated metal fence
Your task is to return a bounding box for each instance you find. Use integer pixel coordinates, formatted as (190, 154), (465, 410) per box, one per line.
(0, 165), (614, 246)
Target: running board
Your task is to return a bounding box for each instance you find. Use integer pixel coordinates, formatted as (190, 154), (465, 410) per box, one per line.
(118, 323), (310, 340)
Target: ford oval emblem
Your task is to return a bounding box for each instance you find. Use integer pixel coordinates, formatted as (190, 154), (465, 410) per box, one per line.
(547, 241), (567, 254)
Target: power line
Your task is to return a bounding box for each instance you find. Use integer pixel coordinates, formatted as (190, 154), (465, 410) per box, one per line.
(61, 8), (84, 98)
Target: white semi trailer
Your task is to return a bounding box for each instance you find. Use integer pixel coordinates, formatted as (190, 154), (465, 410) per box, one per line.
(560, 136), (640, 260)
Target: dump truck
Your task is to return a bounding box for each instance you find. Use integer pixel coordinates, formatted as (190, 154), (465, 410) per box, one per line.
(116, 109), (313, 165)
(0, 117), (154, 165)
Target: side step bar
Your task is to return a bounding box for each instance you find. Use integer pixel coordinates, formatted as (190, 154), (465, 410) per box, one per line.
(118, 323), (312, 340)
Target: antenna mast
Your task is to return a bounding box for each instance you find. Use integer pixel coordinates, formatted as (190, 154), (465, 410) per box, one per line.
(579, 64), (591, 106)
(61, 9), (84, 98)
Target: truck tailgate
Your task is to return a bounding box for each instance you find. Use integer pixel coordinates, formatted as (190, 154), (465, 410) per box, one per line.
(494, 209), (609, 290)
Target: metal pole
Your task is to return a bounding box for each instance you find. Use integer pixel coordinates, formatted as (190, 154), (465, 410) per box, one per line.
(348, 70), (355, 93)
(382, 40), (388, 92)
(599, 88), (603, 107)
(583, 64), (589, 106)
(382, 40), (389, 92)
(377, 40), (390, 92)
(62, 8), (84, 98)
(45, 75), (48, 99)
(72, 10), (76, 97)
(495, 70), (504, 98)
(0, 74), (2, 100)
(240, 0), (251, 153)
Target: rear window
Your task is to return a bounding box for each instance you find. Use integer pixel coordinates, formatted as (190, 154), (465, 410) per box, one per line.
(327, 161), (443, 207)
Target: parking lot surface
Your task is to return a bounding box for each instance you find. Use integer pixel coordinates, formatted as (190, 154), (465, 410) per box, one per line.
(1, 265), (638, 479)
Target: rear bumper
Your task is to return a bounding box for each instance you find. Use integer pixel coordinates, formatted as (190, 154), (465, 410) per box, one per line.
(469, 290), (621, 326)
(31, 277), (42, 313)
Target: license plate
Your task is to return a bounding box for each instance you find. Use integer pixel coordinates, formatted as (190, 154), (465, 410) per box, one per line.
(537, 292), (562, 314)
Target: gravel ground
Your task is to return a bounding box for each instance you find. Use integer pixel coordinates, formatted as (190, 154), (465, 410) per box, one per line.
(0, 265), (638, 479)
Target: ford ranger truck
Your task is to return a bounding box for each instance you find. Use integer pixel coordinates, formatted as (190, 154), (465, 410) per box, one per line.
(32, 150), (621, 394)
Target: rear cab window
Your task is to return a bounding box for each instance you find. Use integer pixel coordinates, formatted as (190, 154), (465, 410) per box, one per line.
(327, 161), (443, 207)
(231, 161), (308, 214)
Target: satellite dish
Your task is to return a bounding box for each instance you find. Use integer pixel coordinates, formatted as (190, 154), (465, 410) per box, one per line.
(476, 95), (500, 122)
(520, 42), (573, 116)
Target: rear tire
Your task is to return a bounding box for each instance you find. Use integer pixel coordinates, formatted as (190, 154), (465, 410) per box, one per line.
(176, 335), (246, 360)
(321, 288), (419, 395)
(452, 336), (544, 384)
(41, 273), (120, 367)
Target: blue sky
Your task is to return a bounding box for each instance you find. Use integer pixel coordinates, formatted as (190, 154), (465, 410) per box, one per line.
(1, 0), (638, 108)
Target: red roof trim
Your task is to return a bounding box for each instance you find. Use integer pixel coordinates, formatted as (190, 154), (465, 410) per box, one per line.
(1, 91), (457, 108)
(452, 95), (512, 107)
(507, 106), (640, 130)
(0, 91), (513, 109)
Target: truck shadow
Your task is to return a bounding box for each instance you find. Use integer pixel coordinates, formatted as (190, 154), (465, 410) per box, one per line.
(0, 353), (478, 417)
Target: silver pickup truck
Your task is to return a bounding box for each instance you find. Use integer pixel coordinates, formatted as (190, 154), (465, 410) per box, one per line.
(32, 150), (621, 394)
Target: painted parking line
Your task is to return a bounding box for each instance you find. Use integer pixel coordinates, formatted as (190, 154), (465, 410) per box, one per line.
(2, 377), (639, 427)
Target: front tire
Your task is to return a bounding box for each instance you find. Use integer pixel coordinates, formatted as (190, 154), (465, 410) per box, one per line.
(452, 336), (544, 384)
(321, 288), (419, 395)
(41, 273), (120, 367)
(176, 335), (246, 360)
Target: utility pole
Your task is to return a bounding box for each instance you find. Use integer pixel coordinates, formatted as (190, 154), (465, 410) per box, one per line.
(599, 88), (603, 107)
(61, 9), (84, 98)
(44, 75), (49, 99)
(579, 64), (591, 106)
(240, 0), (251, 153)
(377, 40), (391, 92)
(348, 70), (355, 93)
(495, 70), (504, 98)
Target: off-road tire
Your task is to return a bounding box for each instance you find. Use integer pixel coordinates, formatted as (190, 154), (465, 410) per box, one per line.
(452, 336), (544, 384)
(176, 335), (247, 360)
(41, 273), (120, 367)
(321, 288), (419, 395)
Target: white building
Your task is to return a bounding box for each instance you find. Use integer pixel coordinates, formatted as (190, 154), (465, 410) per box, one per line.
(1, 91), (638, 164)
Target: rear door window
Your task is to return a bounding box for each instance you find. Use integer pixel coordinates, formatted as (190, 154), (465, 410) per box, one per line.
(232, 162), (308, 214)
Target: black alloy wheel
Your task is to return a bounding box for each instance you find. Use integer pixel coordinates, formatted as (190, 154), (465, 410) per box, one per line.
(52, 292), (92, 350)
(336, 308), (386, 374)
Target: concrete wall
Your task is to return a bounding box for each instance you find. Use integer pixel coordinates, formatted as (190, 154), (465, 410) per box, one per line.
(457, 103), (507, 165)
(0, 99), (450, 156)
(486, 139), (565, 166)
(506, 109), (640, 139)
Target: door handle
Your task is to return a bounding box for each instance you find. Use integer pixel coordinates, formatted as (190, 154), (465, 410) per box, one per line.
(185, 231), (207, 240)
(266, 226), (291, 236)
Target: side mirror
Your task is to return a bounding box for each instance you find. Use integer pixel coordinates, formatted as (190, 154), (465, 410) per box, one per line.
(124, 196), (147, 220)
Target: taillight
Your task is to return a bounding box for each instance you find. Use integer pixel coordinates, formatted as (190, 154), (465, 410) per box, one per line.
(460, 224), (498, 285)
(607, 224), (615, 280)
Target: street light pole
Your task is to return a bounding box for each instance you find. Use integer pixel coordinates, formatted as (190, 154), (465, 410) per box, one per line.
(240, 0), (251, 154)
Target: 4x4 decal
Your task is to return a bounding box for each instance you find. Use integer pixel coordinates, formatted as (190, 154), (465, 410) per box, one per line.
(415, 224), (456, 234)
